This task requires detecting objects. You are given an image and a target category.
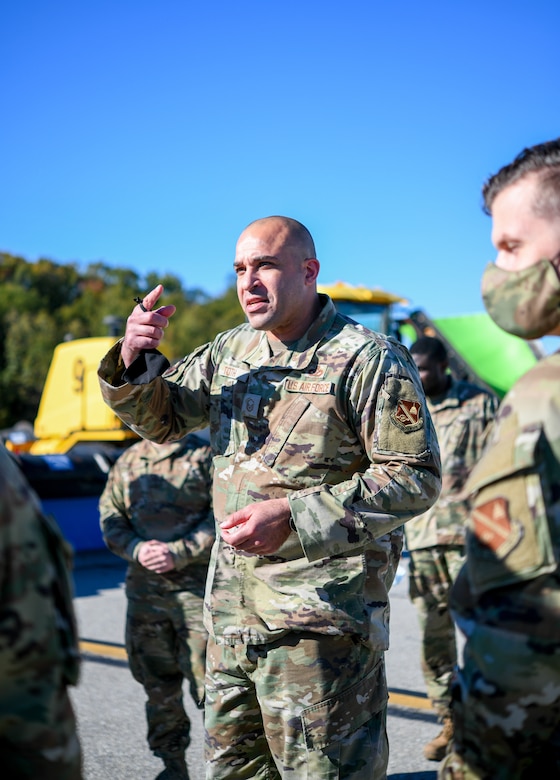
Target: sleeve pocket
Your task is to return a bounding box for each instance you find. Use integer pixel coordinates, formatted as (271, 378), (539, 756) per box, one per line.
(465, 425), (557, 595)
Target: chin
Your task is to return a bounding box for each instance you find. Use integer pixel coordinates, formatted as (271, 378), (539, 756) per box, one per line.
(245, 314), (270, 331)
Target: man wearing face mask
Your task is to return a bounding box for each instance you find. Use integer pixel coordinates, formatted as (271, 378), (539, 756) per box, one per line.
(440, 139), (560, 780)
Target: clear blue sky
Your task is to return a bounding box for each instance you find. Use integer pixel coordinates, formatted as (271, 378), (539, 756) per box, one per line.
(2, 0), (560, 322)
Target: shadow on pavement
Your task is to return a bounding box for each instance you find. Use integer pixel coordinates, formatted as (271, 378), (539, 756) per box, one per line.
(388, 704), (439, 725)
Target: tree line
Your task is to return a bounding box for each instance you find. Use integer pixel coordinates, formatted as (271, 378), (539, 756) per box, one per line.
(0, 252), (245, 429)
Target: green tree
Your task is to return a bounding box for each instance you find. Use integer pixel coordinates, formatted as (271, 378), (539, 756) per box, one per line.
(0, 253), (246, 430)
(0, 309), (60, 427)
(171, 284), (244, 359)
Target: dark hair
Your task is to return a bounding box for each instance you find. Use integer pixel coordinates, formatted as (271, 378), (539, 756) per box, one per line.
(482, 138), (560, 216)
(409, 336), (448, 363)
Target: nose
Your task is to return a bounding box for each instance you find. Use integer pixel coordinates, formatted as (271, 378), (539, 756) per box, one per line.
(238, 267), (260, 292)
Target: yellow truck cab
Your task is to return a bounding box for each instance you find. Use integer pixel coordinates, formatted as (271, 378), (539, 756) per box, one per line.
(9, 337), (140, 553)
(30, 336), (139, 455)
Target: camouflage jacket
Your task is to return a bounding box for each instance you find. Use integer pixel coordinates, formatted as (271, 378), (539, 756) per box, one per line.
(455, 351), (560, 599)
(99, 433), (214, 594)
(98, 295), (441, 646)
(0, 445), (80, 710)
(405, 377), (498, 551)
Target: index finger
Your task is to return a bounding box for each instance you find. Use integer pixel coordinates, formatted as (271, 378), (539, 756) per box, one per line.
(137, 284), (165, 312)
(220, 510), (247, 530)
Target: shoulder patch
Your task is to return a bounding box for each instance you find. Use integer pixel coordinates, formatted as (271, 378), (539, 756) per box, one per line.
(377, 375), (429, 455)
(472, 497), (523, 556)
(392, 399), (422, 431)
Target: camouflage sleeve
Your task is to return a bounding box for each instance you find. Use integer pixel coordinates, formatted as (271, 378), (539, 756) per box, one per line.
(167, 447), (216, 569)
(98, 340), (211, 442)
(480, 391), (501, 452)
(442, 390), (500, 519)
(98, 455), (145, 562)
(0, 447), (80, 693)
(166, 514), (215, 568)
(424, 386), (499, 549)
(290, 342), (442, 562)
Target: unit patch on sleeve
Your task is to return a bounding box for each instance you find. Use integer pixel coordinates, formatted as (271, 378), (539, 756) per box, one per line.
(378, 375), (428, 455)
(472, 497), (523, 557)
(392, 399), (422, 430)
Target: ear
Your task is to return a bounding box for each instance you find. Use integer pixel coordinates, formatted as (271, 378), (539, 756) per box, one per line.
(304, 258), (320, 285)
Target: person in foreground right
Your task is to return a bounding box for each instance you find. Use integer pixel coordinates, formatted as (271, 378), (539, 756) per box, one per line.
(440, 138), (560, 779)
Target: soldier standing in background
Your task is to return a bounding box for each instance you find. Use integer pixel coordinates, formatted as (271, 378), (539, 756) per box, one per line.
(405, 336), (498, 761)
(439, 138), (560, 779)
(97, 215), (441, 779)
(99, 432), (214, 780)
(0, 443), (82, 779)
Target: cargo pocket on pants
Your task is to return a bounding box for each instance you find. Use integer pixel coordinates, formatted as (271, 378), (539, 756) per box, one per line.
(301, 655), (387, 750)
(300, 656), (388, 779)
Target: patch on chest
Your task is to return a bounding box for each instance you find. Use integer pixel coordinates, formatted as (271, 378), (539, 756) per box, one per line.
(306, 364), (328, 379)
(284, 378), (333, 394)
(242, 393), (262, 418)
(219, 363), (246, 380)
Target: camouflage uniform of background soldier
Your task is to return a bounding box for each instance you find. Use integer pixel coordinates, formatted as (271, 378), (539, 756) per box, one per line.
(0, 443), (82, 780)
(404, 336), (498, 762)
(439, 139), (560, 780)
(99, 432), (214, 780)
(98, 216), (441, 780)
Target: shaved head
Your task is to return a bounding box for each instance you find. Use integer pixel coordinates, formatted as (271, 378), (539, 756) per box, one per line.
(234, 215), (321, 341)
(242, 216), (316, 260)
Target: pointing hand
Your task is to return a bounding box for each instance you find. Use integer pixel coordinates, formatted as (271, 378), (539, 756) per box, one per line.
(122, 284), (176, 367)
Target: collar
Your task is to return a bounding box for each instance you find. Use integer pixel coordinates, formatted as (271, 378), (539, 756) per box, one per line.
(239, 294), (337, 371)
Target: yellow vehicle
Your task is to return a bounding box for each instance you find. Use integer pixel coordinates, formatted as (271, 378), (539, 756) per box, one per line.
(5, 337), (142, 552)
(29, 337), (140, 455)
(318, 281), (543, 399)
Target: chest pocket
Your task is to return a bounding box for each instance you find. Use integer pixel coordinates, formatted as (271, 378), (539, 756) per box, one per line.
(261, 395), (353, 485)
(208, 368), (249, 456)
(465, 424), (558, 596)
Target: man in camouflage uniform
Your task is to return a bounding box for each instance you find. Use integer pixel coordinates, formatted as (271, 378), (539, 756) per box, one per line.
(99, 432), (214, 780)
(439, 139), (560, 780)
(0, 443), (82, 779)
(405, 336), (498, 761)
(98, 215), (442, 779)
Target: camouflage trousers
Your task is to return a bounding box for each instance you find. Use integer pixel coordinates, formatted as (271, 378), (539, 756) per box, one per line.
(205, 632), (389, 779)
(0, 665), (82, 779)
(440, 579), (560, 780)
(408, 545), (465, 717)
(126, 587), (208, 759)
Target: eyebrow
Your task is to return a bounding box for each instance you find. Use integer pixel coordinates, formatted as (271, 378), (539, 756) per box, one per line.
(233, 254), (278, 267)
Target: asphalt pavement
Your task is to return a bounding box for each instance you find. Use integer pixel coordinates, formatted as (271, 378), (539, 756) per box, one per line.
(71, 550), (440, 780)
